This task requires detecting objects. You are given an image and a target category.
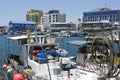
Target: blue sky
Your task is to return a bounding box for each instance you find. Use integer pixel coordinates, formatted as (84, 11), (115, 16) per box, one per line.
(0, 0), (120, 26)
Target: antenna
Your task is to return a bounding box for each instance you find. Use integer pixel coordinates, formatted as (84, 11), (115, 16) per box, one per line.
(104, 0), (110, 9)
(104, 3), (107, 9)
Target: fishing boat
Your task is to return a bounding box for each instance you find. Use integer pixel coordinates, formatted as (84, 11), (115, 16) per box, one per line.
(1, 29), (120, 80)
(1, 33), (84, 80)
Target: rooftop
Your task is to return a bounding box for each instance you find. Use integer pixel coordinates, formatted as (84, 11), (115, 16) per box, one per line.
(85, 7), (120, 13)
(9, 20), (36, 24)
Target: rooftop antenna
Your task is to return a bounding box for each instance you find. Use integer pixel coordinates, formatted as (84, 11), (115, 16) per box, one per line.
(104, 1), (110, 9)
(105, 3), (107, 8)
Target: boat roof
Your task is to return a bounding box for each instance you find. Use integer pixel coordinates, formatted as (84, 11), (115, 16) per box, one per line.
(8, 35), (44, 40)
(67, 40), (87, 46)
(25, 43), (58, 46)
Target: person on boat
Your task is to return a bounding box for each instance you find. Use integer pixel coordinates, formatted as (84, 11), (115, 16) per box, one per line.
(45, 47), (54, 60)
(59, 49), (68, 57)
(45, 47), (51, 55)
(50, 46), (60, 57)
(59, 49), (64, 57)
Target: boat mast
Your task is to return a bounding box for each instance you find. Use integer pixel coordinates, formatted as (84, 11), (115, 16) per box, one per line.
(30, 27), (52, 80)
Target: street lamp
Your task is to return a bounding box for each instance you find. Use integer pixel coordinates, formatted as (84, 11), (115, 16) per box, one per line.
(78, 18), (81, 30)
(67, 23), (71, 37)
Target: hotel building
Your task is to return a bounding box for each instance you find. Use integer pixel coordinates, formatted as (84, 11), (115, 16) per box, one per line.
(9, 21), (36, 32)
(26, 9), (43, 25)
(83, 8), (120, 23)
(82, 8), (120, 32)
(41, 10), (66, 25)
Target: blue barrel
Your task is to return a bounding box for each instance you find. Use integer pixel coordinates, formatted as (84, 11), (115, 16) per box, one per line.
(38, 51), (47, 63)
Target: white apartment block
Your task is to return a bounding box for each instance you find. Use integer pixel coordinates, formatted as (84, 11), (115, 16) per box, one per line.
(41, 10), (66, 25)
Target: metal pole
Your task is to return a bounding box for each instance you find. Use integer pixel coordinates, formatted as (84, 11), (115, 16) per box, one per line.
(45, 49), (52, 80)
(35, 26), (38, 44)
(118, 22), (120, 50)
(67, 23), (69, 37)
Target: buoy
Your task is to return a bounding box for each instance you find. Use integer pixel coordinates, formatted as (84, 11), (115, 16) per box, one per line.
(13, 73), (24, 80)
(2, 64), (8, 69)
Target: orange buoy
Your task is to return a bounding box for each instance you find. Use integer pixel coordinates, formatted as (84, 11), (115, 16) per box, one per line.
(13, 73), (24, 80)
(2, 64), (8, 69)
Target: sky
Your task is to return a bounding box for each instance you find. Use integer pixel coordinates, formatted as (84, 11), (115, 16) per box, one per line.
(0, 0), (120, 26)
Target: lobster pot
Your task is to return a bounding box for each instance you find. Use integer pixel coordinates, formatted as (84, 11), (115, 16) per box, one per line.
(38, 37), (45, 44)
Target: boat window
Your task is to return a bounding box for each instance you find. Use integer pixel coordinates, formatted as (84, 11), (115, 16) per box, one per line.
(20, 39), (27, 44)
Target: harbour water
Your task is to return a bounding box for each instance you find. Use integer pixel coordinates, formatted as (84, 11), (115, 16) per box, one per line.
(56, 36), (85, 56)
(0, 35), (85, 71)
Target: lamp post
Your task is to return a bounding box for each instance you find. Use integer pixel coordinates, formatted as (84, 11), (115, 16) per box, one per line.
(67, 23), (71, 37)
(67, 23), (68, 37)
(78, 18), (81, 31)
